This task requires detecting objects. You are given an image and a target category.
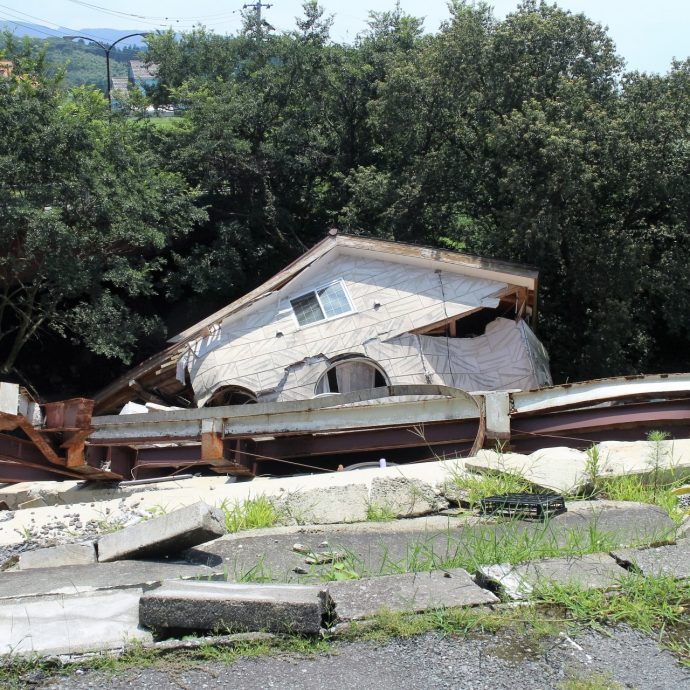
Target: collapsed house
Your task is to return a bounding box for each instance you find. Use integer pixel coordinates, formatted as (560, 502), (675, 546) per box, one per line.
(3, 232), (689, 483)
(95, 231), (551, 414)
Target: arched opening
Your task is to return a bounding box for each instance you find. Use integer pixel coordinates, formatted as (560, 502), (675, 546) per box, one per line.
(315, 357), (388, 396)
(204, 385), (258, 407)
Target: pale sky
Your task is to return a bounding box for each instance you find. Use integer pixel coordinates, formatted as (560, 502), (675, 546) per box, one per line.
(1, 1), (688, 73)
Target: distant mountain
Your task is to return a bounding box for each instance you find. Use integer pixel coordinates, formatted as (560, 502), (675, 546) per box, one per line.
(0, 21), (150, 47)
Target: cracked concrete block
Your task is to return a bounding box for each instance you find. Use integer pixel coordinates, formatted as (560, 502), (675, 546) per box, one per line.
(0, 560), (217, 600)
(140, 581), (330, 634)
(18, 542), (96, 570)
(328, 568), (498, 622)
(369, 477), (449, 518)
(97, 501), (227, 562)
(477, 553), (627, 601)
(272, 484), (369, 525)
(611, 539), (690, 579)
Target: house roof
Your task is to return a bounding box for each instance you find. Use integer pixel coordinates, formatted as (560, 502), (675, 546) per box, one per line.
(129, 60), (158, 81)
(169, 231), (539, 343)
(92, 231), (539, 413)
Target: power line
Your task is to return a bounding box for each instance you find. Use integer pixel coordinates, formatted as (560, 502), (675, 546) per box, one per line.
(64, 0), (239, 23)
(0, 13), (71, 40)
(0, 4), (102, 41)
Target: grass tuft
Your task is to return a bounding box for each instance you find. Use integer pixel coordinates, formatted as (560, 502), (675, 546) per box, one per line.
(449, 469), (534, 510)
(219, 496), (278, 533)
(366, 503), (397, 522)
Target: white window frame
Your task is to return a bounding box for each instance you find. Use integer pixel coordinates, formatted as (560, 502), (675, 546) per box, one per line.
(289, 278), (356, 329)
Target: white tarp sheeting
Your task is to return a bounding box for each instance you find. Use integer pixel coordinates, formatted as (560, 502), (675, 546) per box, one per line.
(186, 317), (550, 404)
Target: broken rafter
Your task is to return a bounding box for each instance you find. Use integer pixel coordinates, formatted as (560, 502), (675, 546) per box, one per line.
(128, 379), (169, 406)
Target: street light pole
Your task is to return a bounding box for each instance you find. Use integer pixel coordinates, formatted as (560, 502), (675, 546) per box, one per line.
(63, 33), (147, 110)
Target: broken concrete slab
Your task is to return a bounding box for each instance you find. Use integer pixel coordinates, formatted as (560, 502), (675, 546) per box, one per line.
(369, 477), (449, 518)
(97, 501), (226, 562)
(18, 542), (96, 570)
(477, 553), (628, 600)
(596, 440), (690, 484)
(189, 500), (676, 582)
(139, 581), (331, 634)
(271, 483), (369, 525)
(466, 447), (589, 494)
(467, 441), (690, 496)
(0, 588), (152, 656)
(611, 539), (690, 579)
(0, 459), (471, 550)
(0, 560), (217, 600)
(328, 568), (498, 622)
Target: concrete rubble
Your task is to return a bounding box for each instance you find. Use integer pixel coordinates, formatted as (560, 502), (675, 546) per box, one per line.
(0, 560), (217, 600)
(0, 441), (688, 659)
(476, 553), (629, 600)
(18, 541), (96, 570)
(140, 581), (331, 634)
(0, 588), (151, 656)
(467, 440), (690, 495)
(97, 501), (227, 562)
(328, 568), (498, 622)
(611, 539), (690, 579)
(369, 476), (449, 517)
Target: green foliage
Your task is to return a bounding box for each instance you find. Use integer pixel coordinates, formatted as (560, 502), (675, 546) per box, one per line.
(450, 469), (534, 510)
(219, 496), (279, 533)
(584, 433), (689, 524)
(5, 0), (690, 390)
(558, 672), (623, 690)
(533, 573), (690, 635)
(0, 40), (204, 374)
(366, 503), (397, 522)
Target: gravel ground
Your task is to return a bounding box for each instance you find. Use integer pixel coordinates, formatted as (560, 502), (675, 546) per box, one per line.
(0, 501), (151, 570)
(38, 626), (689, 690)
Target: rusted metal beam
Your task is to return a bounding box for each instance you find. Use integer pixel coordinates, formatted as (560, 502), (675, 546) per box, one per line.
(0, 461), (80, 483)
(0, 432), (51, 465)
(0, 457), (87, 481)
(512, 399), (690, 437)
(252, 420), (479, 458)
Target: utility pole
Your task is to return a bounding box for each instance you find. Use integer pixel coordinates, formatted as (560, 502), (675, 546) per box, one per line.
(242, 1), (273, 37)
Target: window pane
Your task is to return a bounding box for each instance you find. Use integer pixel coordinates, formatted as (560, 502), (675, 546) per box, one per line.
(291, 293), (324, 326)
(318, 282), (351, 318)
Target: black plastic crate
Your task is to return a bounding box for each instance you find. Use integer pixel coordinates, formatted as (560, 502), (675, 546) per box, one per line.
(479, 493), (566, 519)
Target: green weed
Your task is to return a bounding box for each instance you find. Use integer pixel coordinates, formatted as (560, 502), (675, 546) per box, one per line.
(450, 471), (533, 509)
(219, 496), (278, 533)
(366, 503), (397, 522)
(533, 573), (690, 634)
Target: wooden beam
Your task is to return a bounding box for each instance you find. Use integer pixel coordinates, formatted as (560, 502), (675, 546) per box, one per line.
(410, 307), (482, 335)
(128, 379), (169, 406)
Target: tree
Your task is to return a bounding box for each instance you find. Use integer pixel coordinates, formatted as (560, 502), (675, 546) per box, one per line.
(0, 39), (204, 376)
